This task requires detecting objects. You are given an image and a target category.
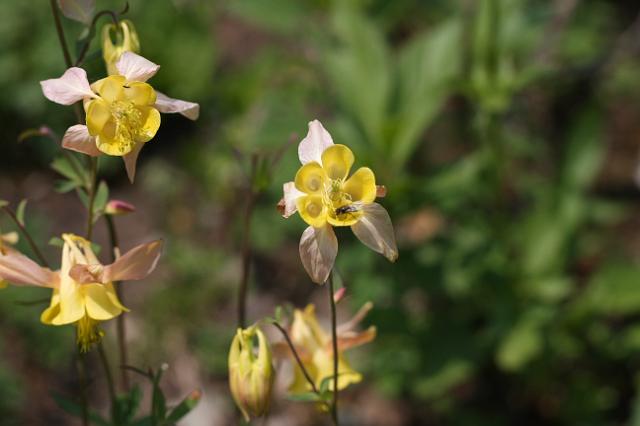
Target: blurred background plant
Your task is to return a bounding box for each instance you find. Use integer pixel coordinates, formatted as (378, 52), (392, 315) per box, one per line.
(2, 0), (640, 424)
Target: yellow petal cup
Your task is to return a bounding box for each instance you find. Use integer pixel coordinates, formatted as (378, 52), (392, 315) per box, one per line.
(295, 144), (377, 228)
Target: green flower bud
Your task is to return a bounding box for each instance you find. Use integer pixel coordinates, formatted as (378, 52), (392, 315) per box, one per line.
(102, 20), (141, 75)
(228, 325), (274, 421)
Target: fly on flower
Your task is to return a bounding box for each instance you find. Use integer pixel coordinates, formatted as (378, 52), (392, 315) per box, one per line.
(281, 120), (398, 284)
(0, 234), (162, 351)
(40, 52), (200, 182)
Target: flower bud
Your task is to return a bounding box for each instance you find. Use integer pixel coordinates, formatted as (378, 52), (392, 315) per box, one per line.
(228, 325), (274, 421)
(102, 20), (141, 75)
(105, 200), (136, 216)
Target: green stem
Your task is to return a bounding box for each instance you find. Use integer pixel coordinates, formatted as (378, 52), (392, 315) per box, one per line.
(1, 206), (50, 268)
(85, 157), (98, 240)
(98, 343), (117, 412)
(106, 215), (129, 391)
(48, 0), (73, 67)
(272, 322), (320, 394)
(76, 350), (89, 426)
(48, 0), (83, 122)
(237, 154), (258, 328)
(328, 274), (339, 426)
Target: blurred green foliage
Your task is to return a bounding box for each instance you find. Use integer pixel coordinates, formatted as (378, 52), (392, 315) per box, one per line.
(2, 0), (640, 424)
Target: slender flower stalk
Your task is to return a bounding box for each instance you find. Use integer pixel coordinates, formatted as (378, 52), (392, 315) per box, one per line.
(1, 206), (49, 268)
(328, 274), (339, 425)
(238, 154), (258, 328)
(105, 214), (130, 391)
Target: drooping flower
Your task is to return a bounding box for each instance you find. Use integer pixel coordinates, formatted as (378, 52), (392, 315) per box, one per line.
(281, 120), (398, 284)
(228, 325), (274, 421)
(40, 52), (200, 182)
(278, 303), (376, 394)
(102, 19), (140, 75)
(0, 233), (162, 351)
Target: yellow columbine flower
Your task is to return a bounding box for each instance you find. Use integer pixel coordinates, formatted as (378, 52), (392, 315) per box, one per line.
(228, 325), (274, 421)
(282, 303), (376, 394)
(0, 233), (162, 352)
(102, 19), (140, 75)
(281, 120), (398, 283)
(40, 52), (199, 182)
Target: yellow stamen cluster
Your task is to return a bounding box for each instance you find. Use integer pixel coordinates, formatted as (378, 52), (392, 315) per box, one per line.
(76, 315), (104, 353)
(85, 75), (160, 156)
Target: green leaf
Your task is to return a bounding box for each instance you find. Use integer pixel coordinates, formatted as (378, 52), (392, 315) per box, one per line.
(392, 19), (462, 168)
(57, 0), (95, 25)
(0, 200), (8, 209)
(325, 4), (390, 148)
(51, 155), (87, 187)
(166, 390), (201, 423)
(93, 181), (109, 218)
(318, 376), (332, 394)
(54, 179), (81, 194)
(562, 107), (603, 190)
(287, 392), (322, 402)
(113, 385), (143, 424)
(16, 200), (27, 227)
(49, 237), (64, 248)
(52, 394), (109, 426)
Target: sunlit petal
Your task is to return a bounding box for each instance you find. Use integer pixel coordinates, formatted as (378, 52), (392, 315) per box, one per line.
(299, 225), (337, 284)
(321, 144), (354, 181)
(351, 203), (398, 262)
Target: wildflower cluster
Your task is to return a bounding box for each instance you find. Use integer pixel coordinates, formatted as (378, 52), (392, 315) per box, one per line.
(0, 2), (201, 424)
(228, 120), (397, 423)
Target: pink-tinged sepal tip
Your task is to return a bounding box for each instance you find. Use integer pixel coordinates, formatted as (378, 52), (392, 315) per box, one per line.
(105, 200), (136, 216)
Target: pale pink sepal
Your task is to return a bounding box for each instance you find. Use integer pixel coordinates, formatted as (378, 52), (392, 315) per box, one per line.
(123, 142), (144, 183)
(299, 225), (338, 284)
(70, 240), (162, 284)
(40, 67), (94, 105)
(155, 91), (199, 120)
(282, 182), (304, 218)
(62, 125), (101, 156)
(298, 120), (333, 165)
(351, 203), (398, 262)
(116, 52), (160, 82)
(103, 239), (162, 282)
(0, 249), (58, 288)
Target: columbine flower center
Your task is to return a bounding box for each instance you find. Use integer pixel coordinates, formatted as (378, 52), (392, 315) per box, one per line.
(324, 179), (352, 213)
(110, 100), (142, 154)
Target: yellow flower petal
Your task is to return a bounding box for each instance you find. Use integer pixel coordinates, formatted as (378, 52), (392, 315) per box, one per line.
(40, 289), (61, 324)
(343, 167), (376, 203)
(294, 162), (326, 195)
(135, 106), (161, 143)
(313, 350), (362, 391)
(321, 144), (354, 180)
(86, 99), (112, 136)
(296, 195), (328, 228)
(124, 82), (156, 106)
(91, 75), (126, 103)
(57, 284), (86, 325)
(84, 283), (123, 320)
